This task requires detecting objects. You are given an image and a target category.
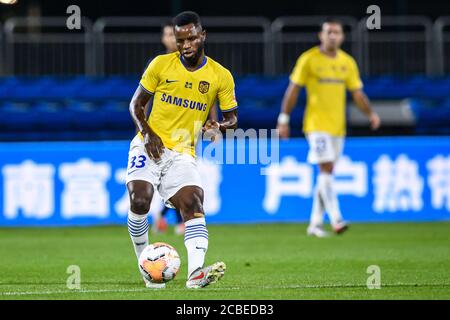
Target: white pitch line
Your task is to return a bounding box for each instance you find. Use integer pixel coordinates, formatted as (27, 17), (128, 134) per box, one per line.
(1, 288), (157, 296)
(0, 287), (242, 296)
(1, 283), (448, 297)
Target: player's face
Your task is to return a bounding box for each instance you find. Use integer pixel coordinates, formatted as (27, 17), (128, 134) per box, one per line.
(161, 26), (177, 53)
(174, 23), (206, 64)
(319, 23), (344, 51)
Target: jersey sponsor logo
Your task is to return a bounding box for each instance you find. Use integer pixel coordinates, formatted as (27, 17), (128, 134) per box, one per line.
(317, 77), (345, 84)
(198, 81), (210, 94)
(160, 93), (207, 112)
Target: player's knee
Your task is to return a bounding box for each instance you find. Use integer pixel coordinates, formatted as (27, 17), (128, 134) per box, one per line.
(319, 162), (334, 174)
(130, 192), (151, 215)
(179, 191), (204, 220)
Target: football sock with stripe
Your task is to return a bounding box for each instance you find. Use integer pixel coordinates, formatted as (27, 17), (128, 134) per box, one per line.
(184, 217), (209, 278)
(310, 184), (325, 227)
(317, 172), (343, 226)
(127, 210), (149, 259)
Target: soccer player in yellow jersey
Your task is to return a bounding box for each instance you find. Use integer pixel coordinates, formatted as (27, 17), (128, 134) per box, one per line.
(126, 11), (238, 288)
(277, 18), (380, 238)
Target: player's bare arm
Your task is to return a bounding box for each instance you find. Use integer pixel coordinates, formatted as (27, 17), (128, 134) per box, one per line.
(277, 81), (301, 138)
(351, 89), (381, 130)
(129, 85), (164, 160)
(133, 96), (153, 136)
(203, 109), (237, 142)
(203, 109), (237, 133)
(208, 103), (219, 122)
(219, 109), (238, 132)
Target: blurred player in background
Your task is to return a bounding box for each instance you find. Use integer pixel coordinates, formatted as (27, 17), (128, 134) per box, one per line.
(161, 21), (178, 53)
(277, 18), (380, 238)
(127, 11), (237, 288)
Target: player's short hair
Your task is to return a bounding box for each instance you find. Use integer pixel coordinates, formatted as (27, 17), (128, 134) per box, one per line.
(172, 11), (202, 29)
(320, 17), (344, 30)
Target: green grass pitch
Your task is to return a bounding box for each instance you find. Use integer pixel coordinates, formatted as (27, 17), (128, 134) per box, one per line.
(0, 222), (449, 300)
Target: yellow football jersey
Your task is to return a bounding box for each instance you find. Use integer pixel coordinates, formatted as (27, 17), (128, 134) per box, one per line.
(139, 52), (237, 156)
(290, 46), (363, 137)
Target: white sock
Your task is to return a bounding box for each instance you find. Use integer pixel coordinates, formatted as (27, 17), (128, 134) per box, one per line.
(317, 172), (343, 226)
(310, 185), (325, 227)
(184, 217), (209, 278)
(127, 210), (149, 259)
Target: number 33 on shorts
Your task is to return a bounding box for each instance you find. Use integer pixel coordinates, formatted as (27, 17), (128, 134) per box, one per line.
(128, 154), (147, 172)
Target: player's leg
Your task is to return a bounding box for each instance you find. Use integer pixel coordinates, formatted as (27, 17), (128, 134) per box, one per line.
(308, 182), (328, 237)
(329, 136), (348, 233)
(126, 180), (153, 259)
(170, 186), (208, 275)
(169, 186), (226, 289)
(316, 162), (347, 233)
(125, 137), (157, 258)
(127, 181), (165, 289)
(125, 136), (164, 288)
(312, 133), (347, 234)
(306, 133), (331, 237)
(160, 151), (225, 288)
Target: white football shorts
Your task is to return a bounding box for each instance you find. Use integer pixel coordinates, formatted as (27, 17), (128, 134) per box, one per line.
(125, 135), (203, 208)
(306, 132), (344, 164)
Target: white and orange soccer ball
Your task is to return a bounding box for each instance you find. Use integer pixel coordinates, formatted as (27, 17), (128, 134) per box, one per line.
(0, 0), (18, 5)
(138, 242), (181, 283)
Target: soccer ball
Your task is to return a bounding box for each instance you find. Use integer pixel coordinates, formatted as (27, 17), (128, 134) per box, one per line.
(138, 242), (181, 283)
(0, 0), (18, 4)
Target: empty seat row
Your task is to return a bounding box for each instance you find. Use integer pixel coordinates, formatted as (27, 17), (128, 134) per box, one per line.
(1, 76), (450, 101)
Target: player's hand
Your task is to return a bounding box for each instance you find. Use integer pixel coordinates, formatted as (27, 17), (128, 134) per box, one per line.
(202, 120), (222, 142)
(202, 119), (220, 132)
(277, 123), (290, 139)
(369, 112), (381, 130)
(143, 132), (164, 161)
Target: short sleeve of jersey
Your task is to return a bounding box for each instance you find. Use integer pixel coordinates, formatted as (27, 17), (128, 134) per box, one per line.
(217, 68), (238, 111)
(346, 57), (363, 91)
(139, 56), (160, 94)
(289, 54), (309, 86)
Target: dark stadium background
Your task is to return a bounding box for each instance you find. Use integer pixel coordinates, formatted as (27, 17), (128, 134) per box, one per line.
(1, 0), (450, 139)
(2, 0), (449, 20)
(0, 0), (449, 300)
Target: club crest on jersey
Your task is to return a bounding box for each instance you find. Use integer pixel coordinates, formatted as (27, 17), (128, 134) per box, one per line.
(198, 81), (210, 94)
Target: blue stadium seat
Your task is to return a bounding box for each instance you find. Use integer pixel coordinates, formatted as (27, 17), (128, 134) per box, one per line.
(0, 102), (39, 130)
(8, 77), (59, 100)
(417, 79), (450, 99)
(33, 101), (71, 131)
(44, 77), (88, 100)
(0, 76), (449, 139)
(65, 101), (106, 130)
(0, 78), (20, 100)
(99, 101), (134, 130)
